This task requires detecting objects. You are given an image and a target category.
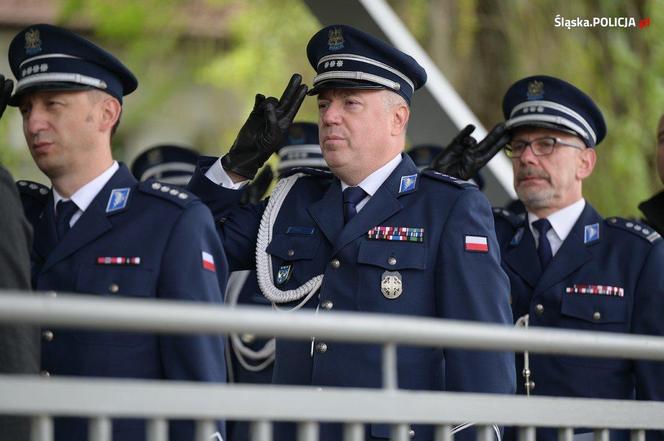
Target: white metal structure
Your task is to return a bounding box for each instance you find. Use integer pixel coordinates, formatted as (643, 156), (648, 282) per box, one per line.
(0, 291), (663, 441)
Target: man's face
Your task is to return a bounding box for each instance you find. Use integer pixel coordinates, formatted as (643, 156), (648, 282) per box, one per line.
(656, 115), (664, 184)
(18, 89), (102, 179)
(317, 88), (406, 182)
(510, 127), (595, 214)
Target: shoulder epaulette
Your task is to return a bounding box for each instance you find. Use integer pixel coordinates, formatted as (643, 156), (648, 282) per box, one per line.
(280, 167), (333, 179)
(138, 180), (197, 208)
(421, 169), (477, 189)
(16, 180), (50, 201)
(605, 217), (661, 243)
(492, 207), (526, 228)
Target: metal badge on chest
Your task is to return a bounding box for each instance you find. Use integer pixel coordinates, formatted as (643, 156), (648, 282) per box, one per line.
(381, 270), (403, 299)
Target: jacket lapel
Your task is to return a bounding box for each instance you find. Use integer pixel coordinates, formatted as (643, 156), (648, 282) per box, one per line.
(332, 155), (417, 254)
(33, 195), (58, 262)
(308, 179), (344, 245)
(40, 165), (135, 273)
(503, 226), (542, 288)
(533, 203), (598, 294)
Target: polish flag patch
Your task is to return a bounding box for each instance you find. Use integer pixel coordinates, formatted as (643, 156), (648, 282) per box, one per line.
(464, 235), (489, 253)
(202, 251), (216, 272)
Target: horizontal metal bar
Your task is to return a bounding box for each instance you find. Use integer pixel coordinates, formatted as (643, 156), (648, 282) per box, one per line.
(0, 292), (663, 361)
(1, 376), (664, 429)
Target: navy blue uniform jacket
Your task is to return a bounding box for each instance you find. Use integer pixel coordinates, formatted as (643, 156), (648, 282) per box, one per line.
(190, 154), (515, 441)
(494, 203), (664, 441)
(18, 164), (228, 441)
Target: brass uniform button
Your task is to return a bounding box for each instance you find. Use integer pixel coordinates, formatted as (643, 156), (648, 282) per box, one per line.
(387, 256), (397, 266)
(330, 259), (340, 269)
(315, 342), (328, 353)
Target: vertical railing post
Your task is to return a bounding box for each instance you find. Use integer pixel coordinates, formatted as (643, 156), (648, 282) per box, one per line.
(518, 426), (536, 441)
(344, 422), (364, 441)
(88, 416), (111, 441)
(250, 420), (272, 441)
(146, 418), (168, 441)
(31, 415), (53, 441)
(297, 421), (319, 441)
(196, 419), (218, 441)
(382, 343), (398, 390)
(435, 425), (453, 441)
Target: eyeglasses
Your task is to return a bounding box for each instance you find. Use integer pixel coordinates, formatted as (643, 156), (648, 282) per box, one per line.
(505, 137), (585, 158)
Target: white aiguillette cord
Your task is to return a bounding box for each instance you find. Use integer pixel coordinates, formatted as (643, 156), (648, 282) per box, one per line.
(255, 173), (324, 312)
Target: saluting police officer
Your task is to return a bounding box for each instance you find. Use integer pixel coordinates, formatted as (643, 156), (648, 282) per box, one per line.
(188, 24), (515, 441)
(437, 75), (664, 441)
(4, 24), (228, 441)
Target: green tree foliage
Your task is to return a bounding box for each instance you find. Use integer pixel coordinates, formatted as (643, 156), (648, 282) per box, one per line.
(390, 0), (663, 216)
(2, 0), (661, 217)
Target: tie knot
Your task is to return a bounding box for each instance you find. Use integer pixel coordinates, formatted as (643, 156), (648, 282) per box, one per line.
(532, 218), (552, 236)
(343, 186), (367, 205)
(56, 199), (78, 220)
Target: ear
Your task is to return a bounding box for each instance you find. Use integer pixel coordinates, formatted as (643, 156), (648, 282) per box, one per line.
(390, 103), (409, 136)
(577, 147), (596, 180)
(98, 96), (122, 133)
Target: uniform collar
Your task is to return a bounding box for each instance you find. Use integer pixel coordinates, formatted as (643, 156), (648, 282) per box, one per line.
(53, 161), (119, 213)
(527, 198), (586, 244)
(340, 153), (402, 196)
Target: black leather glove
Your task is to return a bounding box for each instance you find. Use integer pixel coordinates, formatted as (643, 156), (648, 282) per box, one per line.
(0, 74), (13, 120)
(221, 74), (308, 179)
(240, 165), (274, 205)
(431, 123), (510, 180)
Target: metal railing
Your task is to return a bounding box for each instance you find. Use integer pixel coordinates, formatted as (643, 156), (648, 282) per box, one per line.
(0, 290), (663, 441)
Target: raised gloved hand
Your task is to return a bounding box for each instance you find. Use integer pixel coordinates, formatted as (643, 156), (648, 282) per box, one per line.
(0, 74), (14, 120)
(221, 74), (308, 180)
(240, 165), (274, 205)
(431, 123), (510, 180)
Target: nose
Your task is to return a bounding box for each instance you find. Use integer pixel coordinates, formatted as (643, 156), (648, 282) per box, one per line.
(24, 105), (49, 136)
(517, 143), (539, 165)
(320, 100), (342, 126)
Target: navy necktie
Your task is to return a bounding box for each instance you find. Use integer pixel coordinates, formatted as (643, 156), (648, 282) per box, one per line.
(532, 218), (553, 269)
(55, 200), (78, 241)
(342, 186), (367, 223)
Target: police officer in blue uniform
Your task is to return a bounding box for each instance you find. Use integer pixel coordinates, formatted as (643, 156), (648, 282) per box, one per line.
(6, 24), (228, 441)
(188, 24), (515, 441)
(130, 144), (200, 187)
(437, 75), (664, 441)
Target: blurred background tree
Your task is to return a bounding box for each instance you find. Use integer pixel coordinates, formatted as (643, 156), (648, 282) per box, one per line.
(0, 0), (661, 216)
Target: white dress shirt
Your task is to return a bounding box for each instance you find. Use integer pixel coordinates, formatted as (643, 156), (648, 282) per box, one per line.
(339, 154), (402, 212)
(527, 198), (586, 257)
(53, 161), (119, 227)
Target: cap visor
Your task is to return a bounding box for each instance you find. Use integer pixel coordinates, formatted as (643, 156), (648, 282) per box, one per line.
(8, 83), (95, 106)
(308, 79), (385, 96)
(505, 119), (581, 139)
